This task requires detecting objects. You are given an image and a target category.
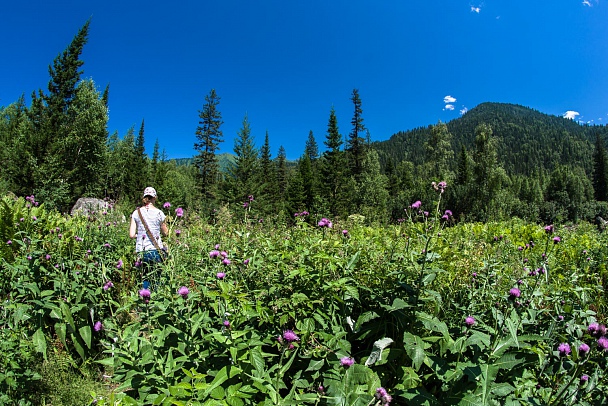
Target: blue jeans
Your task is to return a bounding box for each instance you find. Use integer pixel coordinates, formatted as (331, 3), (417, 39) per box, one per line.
(140, 250), (163, 289)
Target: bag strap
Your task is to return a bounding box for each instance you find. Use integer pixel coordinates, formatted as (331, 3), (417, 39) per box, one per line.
(137, 207), (164, 257)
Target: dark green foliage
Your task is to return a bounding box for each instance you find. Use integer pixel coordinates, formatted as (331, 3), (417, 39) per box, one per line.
(222, 114), (259, 206)
(593, 132), (608, 201)
(194, 89), (224, 204)
(347, 89), (366, 180)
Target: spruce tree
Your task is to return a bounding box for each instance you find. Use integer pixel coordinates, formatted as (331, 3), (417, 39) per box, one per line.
(275, 145), (289, 204)
(321, 107), (347, 217)
(194, 89), (224, 203)
(223, 114), (258, 205)
(134, 119), (148, 193)
(305, 130), (319, 161)
(347, 88), (365, 179)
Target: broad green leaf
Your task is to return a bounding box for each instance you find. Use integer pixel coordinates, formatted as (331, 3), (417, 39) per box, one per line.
(79, 325), (92, 349)
(32, 328), (47, 358)
(493, 353), (525, 370)
(404, 332), (427, 371)
(305, 359), (324, 372)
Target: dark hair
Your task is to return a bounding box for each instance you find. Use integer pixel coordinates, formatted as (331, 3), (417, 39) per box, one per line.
(142, 196), (156, 205)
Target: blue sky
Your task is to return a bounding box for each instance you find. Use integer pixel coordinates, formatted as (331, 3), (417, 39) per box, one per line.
(2, 1), (607, 160)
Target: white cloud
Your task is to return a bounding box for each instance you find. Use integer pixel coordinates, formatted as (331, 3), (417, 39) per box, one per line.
(460, 107), (469, 115)
(444, 104), (455, 111)
(471, 6), (481, 13)
(582, 0), (592, 7)
(563, 110), (580, 120)
(443, 95), (457, 104)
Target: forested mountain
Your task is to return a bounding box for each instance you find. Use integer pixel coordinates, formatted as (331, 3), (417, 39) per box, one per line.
(373, 102), (606, 177)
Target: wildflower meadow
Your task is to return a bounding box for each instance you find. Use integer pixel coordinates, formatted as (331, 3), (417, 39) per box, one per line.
(0, 187), (607, 405)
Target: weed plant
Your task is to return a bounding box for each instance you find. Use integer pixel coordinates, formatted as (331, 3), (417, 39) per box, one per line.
(0, 189), (606, 405)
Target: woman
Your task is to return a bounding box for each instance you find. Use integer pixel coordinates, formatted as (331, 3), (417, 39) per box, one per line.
(130, 187), (168, 288)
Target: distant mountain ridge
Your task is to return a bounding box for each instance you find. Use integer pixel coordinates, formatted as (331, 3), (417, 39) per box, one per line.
(373, 102), (607, 176)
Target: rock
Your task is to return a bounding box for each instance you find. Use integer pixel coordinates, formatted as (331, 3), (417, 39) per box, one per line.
(71, 197), (111, 216)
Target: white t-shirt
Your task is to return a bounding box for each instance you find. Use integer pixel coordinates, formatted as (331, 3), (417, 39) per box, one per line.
(131, 206), (166, 253)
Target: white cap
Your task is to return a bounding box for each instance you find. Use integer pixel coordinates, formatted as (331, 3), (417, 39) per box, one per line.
(143, 187), (157, 198)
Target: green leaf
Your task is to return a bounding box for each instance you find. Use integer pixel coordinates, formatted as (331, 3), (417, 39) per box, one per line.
(400, 367), (421, 390)
(55, 322), (67, 349)
(32, 328), (47, 358)
(505, 318), (519, 349)
(404, 332), (426, 371)
(305, 359), (324, 372)
(493, 353), (525, 370)
(60, 302), (76, 332)
(249, 346), (265, 372)
(345, 251), (360, 270)
(479, 363), (499, 404)
(416, 312), (449, 338)
(79, 325), (92, 349)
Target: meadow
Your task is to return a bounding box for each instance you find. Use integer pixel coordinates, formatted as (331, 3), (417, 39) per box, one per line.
(0, 189), (606, 405)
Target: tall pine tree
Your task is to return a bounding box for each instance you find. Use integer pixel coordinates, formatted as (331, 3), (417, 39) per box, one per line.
(194, 89), (224, 203)
(347, 89), (365, 179)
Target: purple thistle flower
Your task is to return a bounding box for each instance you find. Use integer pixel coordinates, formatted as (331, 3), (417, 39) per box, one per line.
(175, 207), (184, 217)
(558, 343), (571, 356)
(342, 229), (348, 236)
(588, 322), (600, 335)
(223, 320), (230, 327)
(558, 315), (564, 321)
(553, 236), (561, 244)
(509, 287), (521, 299)
(579, 343), (590, 355)
(175, 229), (181, 236)
(116, 259), (123, 269)
(411, 200), (422, 209)
(222, 258), (231, 265)
(598, 336), (608, 351)
(465, 316), (476, 327)
(243, 258), (250, 265)
(178, 286), (189, 298)
(544, 224), (554, 234)
(581, 375), (589, 382)
(209, 250), (220, 258)
(318, 218), (333, 228)
(103, 281), (114, 291)
(139, 288), (151, 303)
(216, 272), (226, 279)
(6, 240), (11, 245)
(340, 356), (355, 367)
(94, 321), (103, 332)
(283, 330), (299, 342)
(163, 202), (171, 209)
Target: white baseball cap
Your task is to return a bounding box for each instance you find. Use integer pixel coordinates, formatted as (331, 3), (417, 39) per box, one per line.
(143, 187), (157, 198)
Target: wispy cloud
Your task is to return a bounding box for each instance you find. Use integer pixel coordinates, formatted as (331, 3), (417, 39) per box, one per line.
(563, 110), (580, 120)
(460, 107), (469, 115)
(444, 104), (455, 111)
(443, 95), (457, 104)
(582, 0), (592, 7)
(471, 6), (481, 13)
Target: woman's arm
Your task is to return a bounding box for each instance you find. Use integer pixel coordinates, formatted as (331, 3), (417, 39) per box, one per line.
(161, 221), (169, 237)
(129, 217), (138, 239)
